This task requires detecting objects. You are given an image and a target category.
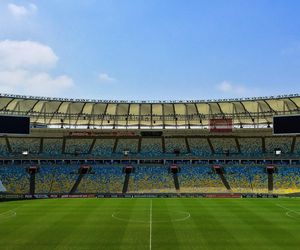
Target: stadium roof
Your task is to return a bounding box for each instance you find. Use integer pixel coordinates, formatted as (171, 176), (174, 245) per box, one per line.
(0, 93), (299, 128)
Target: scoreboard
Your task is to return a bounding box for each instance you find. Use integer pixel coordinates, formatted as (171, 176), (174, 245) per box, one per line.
(0, 115), (30, 134)
(273, 115), (300, 135)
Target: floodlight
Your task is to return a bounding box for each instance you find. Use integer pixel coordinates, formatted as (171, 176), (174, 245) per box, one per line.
(274, 149), (281, 156)
(22, 150), (29, 156)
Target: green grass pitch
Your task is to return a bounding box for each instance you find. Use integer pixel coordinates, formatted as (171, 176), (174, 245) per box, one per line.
(1, 198), (300, 250)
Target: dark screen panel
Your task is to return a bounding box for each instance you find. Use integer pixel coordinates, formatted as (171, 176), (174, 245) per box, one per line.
(141, 131), (163, 137)
(273, 115), (300, 134)
(0, 115), (30, 134)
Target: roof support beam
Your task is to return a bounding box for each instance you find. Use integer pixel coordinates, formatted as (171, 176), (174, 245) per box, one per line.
(125, 104), (131, 128)
(87, 103), (96, 128)
(100, 103), (109, 128)
(172, 103), (178, 128)
(75, 103), (88, 127)
(194, 103), (203, 127)
(162, 104), (165, 129)
(138, 104), (141, 129)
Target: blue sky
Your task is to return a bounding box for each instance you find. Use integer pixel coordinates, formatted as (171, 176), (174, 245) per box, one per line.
(0, 0), (299, 100)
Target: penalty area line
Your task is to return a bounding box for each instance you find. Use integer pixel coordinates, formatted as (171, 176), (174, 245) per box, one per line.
(276, 204), (300, 215)
(276, 204), (300, 219)
(0, 204), (26, 220)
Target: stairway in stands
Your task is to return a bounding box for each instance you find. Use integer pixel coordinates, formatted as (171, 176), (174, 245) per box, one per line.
(170, 165), (180, 191)
(173, 173), (180, 191)
(29, 172), (36, 195)
(219, 173), (231, 190)
(213, 166), (231, 191)
(268, 174), (273, 192)
(122, 166), (134, 193)
(69, 166), (91, 194)
(27, 166), (38, 195)
(70, 174), (84, 194)
(122, 174), (130, 193)
(267, 166), (275, 192)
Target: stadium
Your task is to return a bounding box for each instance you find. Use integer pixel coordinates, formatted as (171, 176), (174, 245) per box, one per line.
(1, 93), (300, 249)
(2, 1), (300, 249)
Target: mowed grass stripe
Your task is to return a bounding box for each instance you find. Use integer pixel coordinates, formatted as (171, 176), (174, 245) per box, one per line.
(220, 199), (281, 250)
(119, 199), (150, 250)
(232, 199), (298, 249)
(1, 198), (300, 249)
(194, 199), (246, 250)
(152, 199), (181, 250)
(166, 199), (199, 250)
(175, 199), (211, 250)
(22, 199), (106, 249)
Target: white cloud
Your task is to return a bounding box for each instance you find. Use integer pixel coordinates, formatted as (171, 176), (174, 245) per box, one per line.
(28, 3), (37, 12)
(8, 3), (37, 19)
(99, 73), (116, 82)
(0, 70), (73, 96)
(0, 40), (58, 70)
(0, 40), (74, 97)
(216, 81), (257, 97)
(216, 81), (246, 94)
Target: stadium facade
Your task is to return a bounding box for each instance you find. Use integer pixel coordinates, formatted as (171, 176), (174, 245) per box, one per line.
(0, 93), (300, 198)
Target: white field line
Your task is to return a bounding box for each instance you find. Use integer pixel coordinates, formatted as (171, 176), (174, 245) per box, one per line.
(111, 210), (190, 223)
(0, 204), (26, 220)
(276, 204), (300, 214)
(0, 210), (16, 217)
(150, 199), (152, 250)
(276, 204), (300, 219)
